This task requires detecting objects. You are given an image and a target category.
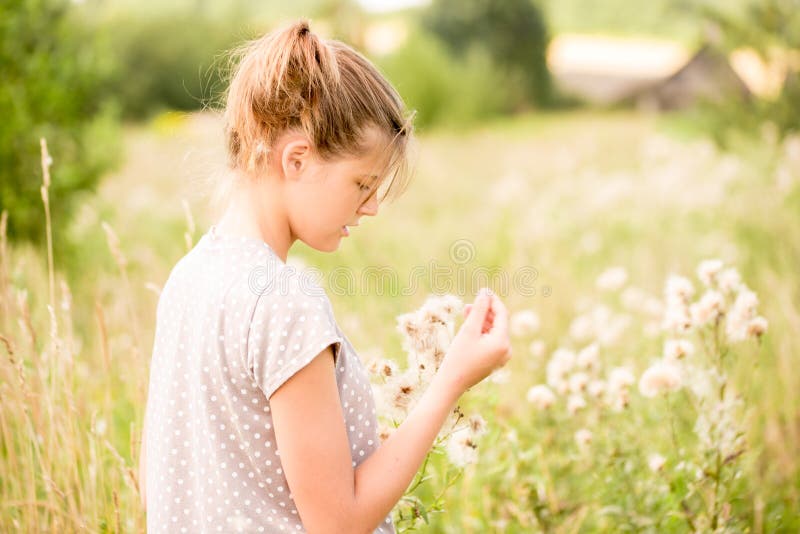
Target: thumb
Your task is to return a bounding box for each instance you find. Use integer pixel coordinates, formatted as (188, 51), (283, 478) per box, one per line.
(465, 289), (492, 333)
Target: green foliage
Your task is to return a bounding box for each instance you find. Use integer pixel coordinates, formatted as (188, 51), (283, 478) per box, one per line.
(0, 0), (120, 246)
(377, 30), (524, 130)
(694, 0), (800, 145)
(102, 10), (247, 118)
(422, 0), (553, 109)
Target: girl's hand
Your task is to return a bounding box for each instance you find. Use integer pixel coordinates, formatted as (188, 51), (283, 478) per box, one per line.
(463, 301), (495, 334)
(436, 288), (512, 394)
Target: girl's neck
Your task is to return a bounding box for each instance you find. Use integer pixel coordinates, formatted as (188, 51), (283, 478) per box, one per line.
(214, 172), (293, 262)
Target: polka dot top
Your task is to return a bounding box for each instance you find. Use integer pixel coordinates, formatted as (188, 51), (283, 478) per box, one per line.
(144, 226), (395, 533)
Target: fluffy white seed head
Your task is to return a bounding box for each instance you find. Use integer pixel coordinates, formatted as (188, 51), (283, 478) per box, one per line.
(689, 290), (725, 327)
(663, 339), (694, 361)
(567, 394), (587, 414)
(574, 428), (593, 450)
(639, 360), (683, 397)
(665, 274), (695, 302)
(596, 266), (628, 292)
(648, 453), (667, 472)
(510, 310), (540, 338)
(576, 343), (600, 371)
(527, 385), (556, 410)
(697, 259), (724, 287)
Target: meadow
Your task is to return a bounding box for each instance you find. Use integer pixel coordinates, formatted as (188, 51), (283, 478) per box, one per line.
(1, 109), (799, 532)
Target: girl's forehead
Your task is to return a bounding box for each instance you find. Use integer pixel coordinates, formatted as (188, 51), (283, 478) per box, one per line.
(350, 134), (392, 170)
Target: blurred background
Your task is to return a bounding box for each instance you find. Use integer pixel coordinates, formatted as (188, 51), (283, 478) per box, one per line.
(1, 0), (799, 531)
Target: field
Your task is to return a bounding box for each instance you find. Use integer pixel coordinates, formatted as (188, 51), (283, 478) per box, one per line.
(1, 109), (799, 532)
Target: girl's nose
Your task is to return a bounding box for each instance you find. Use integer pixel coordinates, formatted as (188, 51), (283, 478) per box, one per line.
(358, 191), (379, 216)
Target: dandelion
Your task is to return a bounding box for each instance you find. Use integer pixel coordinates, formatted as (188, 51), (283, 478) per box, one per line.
(648, 453), (666, 473)
(717, 267), (743, 294)
(607, 366), (635, 391)
(697, 259), (724, 287)
(639, 360), (682, 397)
(529, 339), (546, 358)
(396, 294), (463, 372)
(608, 387), (630, 411)
(694, 389), (745, 458)
(576, 343), (599, 371)
(662, 298), (692, 334)
(689, 290), (725, 327)
(526, 385), (556, 410)
(574, 428), (593, 450)
(663, 339), (694, 360)
(421, 294), (463, 330)
(733, 289), (759, 315)
(665, 274), (695, 302)
(596, 266), (628, 291)
(445, 431), (478, 468)
(467, 414), (488, 438)
(509, 310), (540, 338)
(382, 369), (421, 421)
(746, 316), (768, 339)
(413, 346), (445, 382)
(726, 289), (760, 342)
(568, 372), (590, 394)
(587, 379), (606, 398)
(369, 358), (399, 380)
(684, 364), (723, 401)
(567, 394), (587, 414)
(489, 367), (511, 384)
(546, 348), (575, 392)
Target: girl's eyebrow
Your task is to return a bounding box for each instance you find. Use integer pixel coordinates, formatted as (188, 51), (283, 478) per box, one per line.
(359, 173), (380, 181)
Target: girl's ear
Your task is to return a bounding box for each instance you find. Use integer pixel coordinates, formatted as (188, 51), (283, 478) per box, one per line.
(281, 136), (313, 181)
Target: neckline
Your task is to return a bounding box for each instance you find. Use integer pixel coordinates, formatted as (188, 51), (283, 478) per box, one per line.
(205, 224), (280, 259)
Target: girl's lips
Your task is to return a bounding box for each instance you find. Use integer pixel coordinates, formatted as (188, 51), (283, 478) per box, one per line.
(341, 225), (350, 237)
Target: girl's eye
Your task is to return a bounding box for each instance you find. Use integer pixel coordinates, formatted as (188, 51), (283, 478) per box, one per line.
(358, 183), (372, 192)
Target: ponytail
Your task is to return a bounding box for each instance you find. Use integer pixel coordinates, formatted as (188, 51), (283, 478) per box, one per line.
(223, 19), (413, 200)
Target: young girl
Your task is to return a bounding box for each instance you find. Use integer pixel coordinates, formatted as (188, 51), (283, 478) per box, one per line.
(141, 19), (512, 533)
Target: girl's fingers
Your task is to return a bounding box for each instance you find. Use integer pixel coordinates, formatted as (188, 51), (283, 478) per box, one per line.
(488, 294), (509, 337)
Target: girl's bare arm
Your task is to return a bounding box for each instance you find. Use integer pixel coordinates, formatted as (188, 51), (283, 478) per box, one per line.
(269, 346), (460, 534)
(270, 291), (509, 533)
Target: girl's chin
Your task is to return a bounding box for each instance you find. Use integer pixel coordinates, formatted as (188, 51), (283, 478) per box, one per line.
(303, 235), (343, 253)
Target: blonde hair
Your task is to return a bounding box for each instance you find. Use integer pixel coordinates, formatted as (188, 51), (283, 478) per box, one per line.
(223, 19), (414, 202)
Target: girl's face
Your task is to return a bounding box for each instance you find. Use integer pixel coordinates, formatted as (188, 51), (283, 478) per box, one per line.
(281, 127), (389, 253)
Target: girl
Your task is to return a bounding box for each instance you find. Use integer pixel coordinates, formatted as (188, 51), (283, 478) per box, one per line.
(141, 19), (512, 533)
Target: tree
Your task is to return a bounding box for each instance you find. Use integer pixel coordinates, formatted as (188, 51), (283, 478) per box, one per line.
(0, 0), (119, 245)
(423, 0), (553, 110)
(695, 0), (800, 142)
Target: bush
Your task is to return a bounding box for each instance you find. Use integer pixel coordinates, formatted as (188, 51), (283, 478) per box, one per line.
(0, 0), (120, 246)
(377, 29), (524, 130)
(103, 11), (247, 119)
(422, 0), (553, 110)
(696, 0), (800, 145)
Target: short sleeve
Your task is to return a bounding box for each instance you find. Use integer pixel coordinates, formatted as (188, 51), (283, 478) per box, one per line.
(246, 281), (343, 400)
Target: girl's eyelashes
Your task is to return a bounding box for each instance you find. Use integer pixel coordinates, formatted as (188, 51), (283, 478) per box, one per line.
(358, 182), (372, 192)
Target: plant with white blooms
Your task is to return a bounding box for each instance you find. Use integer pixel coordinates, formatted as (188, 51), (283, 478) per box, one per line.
(368, 294), (492, 532)
(511, 259), (768, 531)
